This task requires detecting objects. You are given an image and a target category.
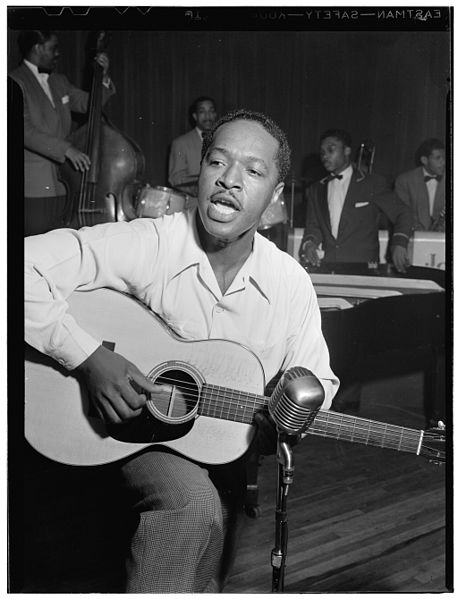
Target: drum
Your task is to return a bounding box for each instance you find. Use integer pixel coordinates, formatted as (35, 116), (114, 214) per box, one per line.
(258, 194), (288, 230)
(136, 186), (188, 218)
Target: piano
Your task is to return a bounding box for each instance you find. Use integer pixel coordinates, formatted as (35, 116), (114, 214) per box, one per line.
(307, 263), (447, 427)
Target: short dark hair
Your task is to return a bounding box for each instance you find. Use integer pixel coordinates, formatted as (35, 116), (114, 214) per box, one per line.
(201, 109), (291, 183)
(191, 96), (216, 114)
(17, 30), (56, 59)
(415, 138), (445, 164)
(320, 128), (352, 149)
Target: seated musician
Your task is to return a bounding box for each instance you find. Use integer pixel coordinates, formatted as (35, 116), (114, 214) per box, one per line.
(394, 138), (446, 232)
(168, 96), (217, 197)
(25, 109), (339, 592)
(9, 30), (115, 237)
(299, 129), (412, 272)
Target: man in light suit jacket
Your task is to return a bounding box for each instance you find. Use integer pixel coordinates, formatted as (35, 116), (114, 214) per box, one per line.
(395, 138), (446, 232)
(9, 30), (115, 236)
(168, 96), (217, 196)
(299, 129), (412, 273)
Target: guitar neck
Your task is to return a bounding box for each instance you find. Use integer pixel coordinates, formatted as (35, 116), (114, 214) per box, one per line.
(309, 411), (423, 455)
(200, 384), (423, 456)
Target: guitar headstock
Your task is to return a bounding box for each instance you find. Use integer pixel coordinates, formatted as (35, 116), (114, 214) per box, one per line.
(420, 425), (446, 464)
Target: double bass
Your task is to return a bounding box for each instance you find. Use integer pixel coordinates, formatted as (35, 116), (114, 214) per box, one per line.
(60, 31), (144, 227)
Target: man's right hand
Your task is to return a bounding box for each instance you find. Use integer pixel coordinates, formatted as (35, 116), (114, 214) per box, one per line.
(76, 345), (165, 424)
(299, 240), (321, 267)
(65, 146), (91, 171)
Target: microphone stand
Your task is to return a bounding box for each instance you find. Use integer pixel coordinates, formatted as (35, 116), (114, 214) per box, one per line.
(271, 432), (296, 592)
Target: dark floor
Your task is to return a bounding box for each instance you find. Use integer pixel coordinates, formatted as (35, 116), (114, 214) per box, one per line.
(226, 368), (450, 593)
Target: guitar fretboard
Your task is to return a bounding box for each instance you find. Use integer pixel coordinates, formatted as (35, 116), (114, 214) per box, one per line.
(200, 383), (423, 456)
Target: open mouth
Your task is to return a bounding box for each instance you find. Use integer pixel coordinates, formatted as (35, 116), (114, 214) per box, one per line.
(208, 194), (241, 220)
(211, 195), (240, 212)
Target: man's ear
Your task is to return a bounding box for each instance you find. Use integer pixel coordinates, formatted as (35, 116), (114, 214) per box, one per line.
(192, 112), (197, 124)
(420, 156), (428, 168)
(344, 146), (352, 159)
(269, 182), (284, 205)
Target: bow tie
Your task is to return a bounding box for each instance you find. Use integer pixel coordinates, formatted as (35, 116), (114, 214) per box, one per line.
(324, 173), (343, 182)
(424, 175), (442, 183)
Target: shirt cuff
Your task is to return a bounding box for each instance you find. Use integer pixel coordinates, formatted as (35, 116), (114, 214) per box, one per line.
(47, 321), (102, 371)
(391, 232), (410, 248)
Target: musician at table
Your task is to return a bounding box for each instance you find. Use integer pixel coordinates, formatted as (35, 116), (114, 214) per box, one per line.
(25, 109), (339, 593)
(168, 96), (217, 196)
(394, 138), (446, 232)
(299, 129), (412, 272)
(9, 30), (115, 237)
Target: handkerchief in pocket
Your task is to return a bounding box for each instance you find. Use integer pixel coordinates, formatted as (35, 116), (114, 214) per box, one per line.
(61, 95), (69, 104)
(355, 202), (369, 208)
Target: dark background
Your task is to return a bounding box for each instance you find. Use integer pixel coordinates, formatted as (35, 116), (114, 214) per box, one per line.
(7, 8), (451, 198)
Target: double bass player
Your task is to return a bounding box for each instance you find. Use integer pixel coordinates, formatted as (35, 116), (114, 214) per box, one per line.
(9, 30), (115, 236)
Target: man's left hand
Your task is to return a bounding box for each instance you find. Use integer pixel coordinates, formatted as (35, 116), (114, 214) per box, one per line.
(95, 52), (109, 75)
(391, 245), (410, 273)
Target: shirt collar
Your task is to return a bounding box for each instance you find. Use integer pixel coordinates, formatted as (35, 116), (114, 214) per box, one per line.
(167, 208), (272, 302)
(336, 164), (353, 182)
(24, 59), (48, 81)
(422, 167), (438, 180)
(195, 127), (204, 140)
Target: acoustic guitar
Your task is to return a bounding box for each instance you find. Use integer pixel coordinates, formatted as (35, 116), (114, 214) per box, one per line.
(24, 289), (446, 467)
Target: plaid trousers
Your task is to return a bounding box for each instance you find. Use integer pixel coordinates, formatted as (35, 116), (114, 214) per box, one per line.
(119, 448), (245, 593)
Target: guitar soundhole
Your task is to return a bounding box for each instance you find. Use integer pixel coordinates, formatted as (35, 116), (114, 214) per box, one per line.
(146, 362), (203, 425)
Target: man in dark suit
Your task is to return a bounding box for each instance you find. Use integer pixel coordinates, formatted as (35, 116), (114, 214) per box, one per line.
(9, 30), (115, 236)
(395, 138), (446, 232)
(168, 96), (217, 196)
(299, 129), (412, 272)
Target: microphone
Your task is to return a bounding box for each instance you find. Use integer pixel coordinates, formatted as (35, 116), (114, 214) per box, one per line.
(269, 367), (324, 436)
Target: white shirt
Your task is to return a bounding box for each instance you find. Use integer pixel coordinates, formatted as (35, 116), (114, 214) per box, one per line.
(327, 165), (353, 238)
(24, 59), (55, 107)
(25, 210), (338, 408)
(422, 168), (439, 217)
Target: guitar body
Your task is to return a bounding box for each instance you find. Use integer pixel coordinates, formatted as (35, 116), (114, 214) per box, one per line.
(25, 289), (265, 466)
(25, 290), (446, 468)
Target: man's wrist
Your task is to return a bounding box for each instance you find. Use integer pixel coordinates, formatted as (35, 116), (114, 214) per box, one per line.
(391, 233), (409, 249)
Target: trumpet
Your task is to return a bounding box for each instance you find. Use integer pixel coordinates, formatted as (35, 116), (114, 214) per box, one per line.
(356, 140), (375, 175)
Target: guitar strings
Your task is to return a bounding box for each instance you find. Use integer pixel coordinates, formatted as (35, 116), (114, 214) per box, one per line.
(147, 373), (427, 448)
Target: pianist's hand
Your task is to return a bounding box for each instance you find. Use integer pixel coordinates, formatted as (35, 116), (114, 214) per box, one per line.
(299, 240), (321, 267)
(76, 344), (167, 424)
(391, 245), (410, 273)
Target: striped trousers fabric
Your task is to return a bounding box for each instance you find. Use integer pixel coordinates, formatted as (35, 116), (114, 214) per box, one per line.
(119, 448), (246, 593)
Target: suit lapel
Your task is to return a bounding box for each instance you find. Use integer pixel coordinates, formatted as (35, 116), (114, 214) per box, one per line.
(318, 179), (332, 232)
(415, 168), (432, 229)
(336, 170), (360, 237)
(431, 177), (445, 222)
(21, 63), (56, 109)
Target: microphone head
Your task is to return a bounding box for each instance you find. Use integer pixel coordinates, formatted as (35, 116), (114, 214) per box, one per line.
(269, 367), (324, 435)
